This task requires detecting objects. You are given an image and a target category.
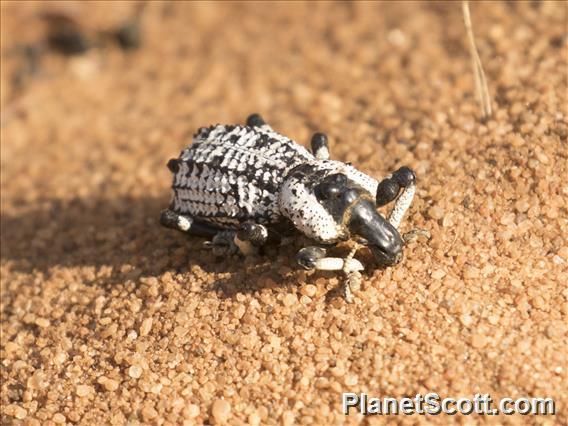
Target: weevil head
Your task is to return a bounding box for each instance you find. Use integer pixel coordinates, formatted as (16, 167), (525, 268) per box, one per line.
(314, 173), (404, 266)
(279, 164), (404, 266)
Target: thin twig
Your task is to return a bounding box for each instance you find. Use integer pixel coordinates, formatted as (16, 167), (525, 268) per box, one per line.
(462, 1), (492, 120)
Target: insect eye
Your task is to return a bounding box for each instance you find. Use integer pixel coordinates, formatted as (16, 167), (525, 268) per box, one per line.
(326, 173), (347, 186)
(315, 173), (347, 200)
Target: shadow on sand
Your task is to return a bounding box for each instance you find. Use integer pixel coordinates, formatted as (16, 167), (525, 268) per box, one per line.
(1, 195), (343, 298)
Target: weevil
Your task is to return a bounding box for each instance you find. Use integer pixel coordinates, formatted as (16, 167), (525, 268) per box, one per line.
(161, 114), (420, 302)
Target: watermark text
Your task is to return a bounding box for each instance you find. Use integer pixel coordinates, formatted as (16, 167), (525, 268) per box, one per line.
(342, 393), (555, 416)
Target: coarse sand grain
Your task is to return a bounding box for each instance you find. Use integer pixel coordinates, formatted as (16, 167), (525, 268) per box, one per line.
(1, 1), (567, 425)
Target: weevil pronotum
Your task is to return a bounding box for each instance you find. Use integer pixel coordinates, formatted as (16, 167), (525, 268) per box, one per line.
(161, 114), (423, 302)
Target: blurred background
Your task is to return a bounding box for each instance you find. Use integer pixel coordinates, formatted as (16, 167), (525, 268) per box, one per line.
(2, 1), (565, 198)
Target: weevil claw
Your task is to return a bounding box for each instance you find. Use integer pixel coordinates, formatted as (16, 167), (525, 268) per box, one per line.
(402, 228), (431, 244)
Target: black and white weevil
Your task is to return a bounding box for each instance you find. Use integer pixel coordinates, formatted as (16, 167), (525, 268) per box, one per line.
(161, 114), (421, 302)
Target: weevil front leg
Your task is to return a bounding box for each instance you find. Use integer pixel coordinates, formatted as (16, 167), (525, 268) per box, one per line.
(376, 167), (429, 244)
(296, 246), (364, 303)
(310, 133), (330, 160)
(375, 166), (416, 230)
(246, 113), (273, 132)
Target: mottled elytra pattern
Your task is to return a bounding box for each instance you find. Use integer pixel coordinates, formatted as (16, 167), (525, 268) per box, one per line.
(169, 124), (313, 227)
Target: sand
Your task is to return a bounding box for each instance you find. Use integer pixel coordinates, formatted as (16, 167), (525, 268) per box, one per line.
(1, 1), (566, 425)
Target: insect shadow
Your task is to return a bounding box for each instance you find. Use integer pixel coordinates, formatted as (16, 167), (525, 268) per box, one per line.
(0, 195), (320, 298)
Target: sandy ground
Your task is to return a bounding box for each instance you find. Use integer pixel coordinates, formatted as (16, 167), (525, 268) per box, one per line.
(1, 1), (567, 425)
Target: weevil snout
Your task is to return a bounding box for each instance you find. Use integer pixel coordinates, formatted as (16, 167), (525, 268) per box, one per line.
(314, 172), (405, 266)
(348, 198), (404, 266)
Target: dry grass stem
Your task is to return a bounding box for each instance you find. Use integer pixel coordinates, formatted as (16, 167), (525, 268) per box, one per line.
(462, 1), (493, 120)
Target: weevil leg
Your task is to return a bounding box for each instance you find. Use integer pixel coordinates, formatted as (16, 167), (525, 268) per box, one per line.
(204, 222), (271, 257)
(246, 113), (273, 132)
(296, 246), (328, 269)
(160, 209), (219, 238)
(341, 243), (363, 303)
(204, 230), (240, 256)
(375, 166), (416, 230)
(310, 133), (330, 160)
(376, 166), (416, 208)
(234, 222), (269, 255)
(387, 182), (415, 230)
(402, 228), (431, 244)
(161, 209), (242, 255)
(296, 246), (364, 303)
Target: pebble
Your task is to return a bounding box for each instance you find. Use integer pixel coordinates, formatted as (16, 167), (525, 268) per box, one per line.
(344, 374), (358, 386)
(150, 383), (163, 394)
(460, 314), (473, 327)
(98, 376), (119, 391)
(76, 384), (92, 397)
(142, 404), (158, 420)
(330, 366), (345, 377)
(211, 399), (231, 423)
(186, 404), (200, 418)
(515, 200), (530, 213)
(463, 266), (480, 279)
(300, 284), (317, 297)
(53, 413), (66, 423)
(282, 411), (295, 426)
(128, 365), (143, 379)
(471, 334), (487, 348)
(232, 304), (246, 320)
(248, 411), (261, 426)
(500, 212), (516, 226)
(14, 406), (27, 420)
(35, 318), (50, 328)
(53, 351), (67, 365)
(269, 335), (281, 351)
(487, 315), (500, 325)
(283, 294), (298, 307)
(102, 378), (117, 392)
(4, 341), (19, 354)
(429, 206), (445, 220)
(139, 318), (153, 336)
(174, 326), (188, 337)
(431, 269), (446, 280)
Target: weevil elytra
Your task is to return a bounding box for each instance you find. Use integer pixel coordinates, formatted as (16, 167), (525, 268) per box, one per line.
(161, 114), (418, 301)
